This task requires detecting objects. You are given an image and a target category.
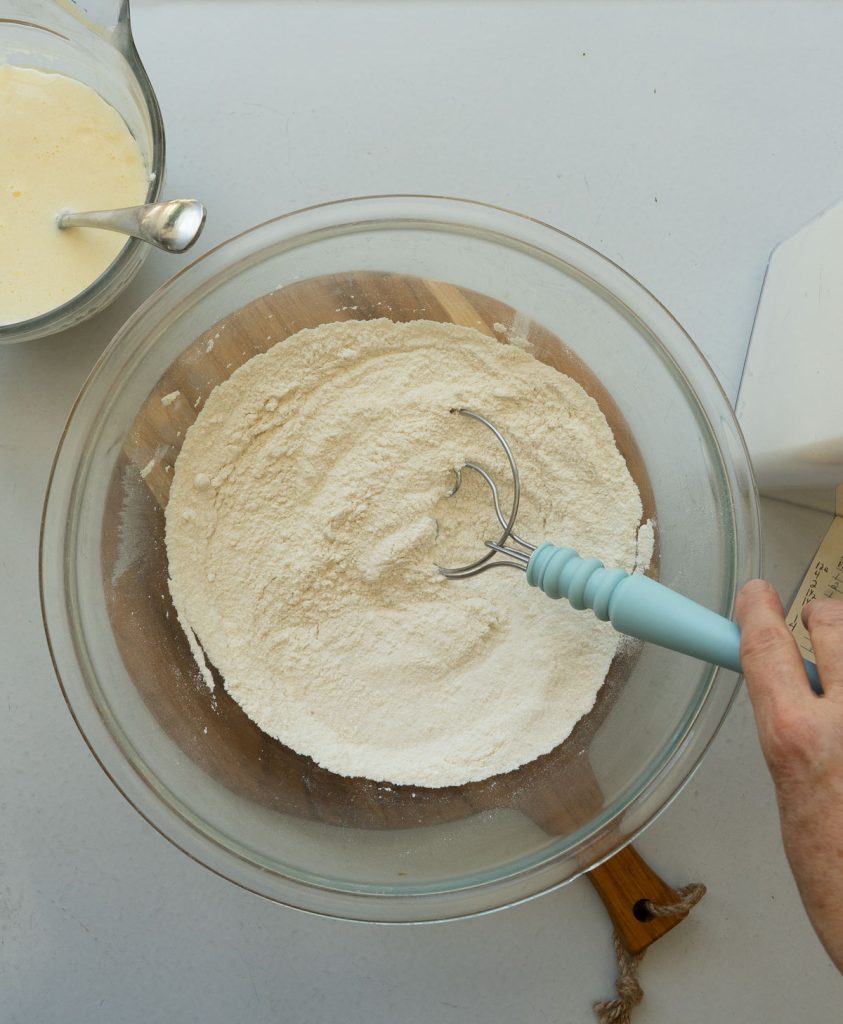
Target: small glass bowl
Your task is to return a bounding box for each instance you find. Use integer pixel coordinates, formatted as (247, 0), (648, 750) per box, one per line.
(0, 0), (165, 344)
(41, 196), (760, 922)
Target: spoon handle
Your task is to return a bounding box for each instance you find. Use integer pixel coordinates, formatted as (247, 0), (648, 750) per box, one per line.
(59, 205), (146, 234)
(57, 199), (206, 253)
(526, 543), (823, 695)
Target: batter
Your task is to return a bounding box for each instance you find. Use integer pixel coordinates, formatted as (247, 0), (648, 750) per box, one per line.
(0, 65), (148, 324)
(165, 319), (648, 787)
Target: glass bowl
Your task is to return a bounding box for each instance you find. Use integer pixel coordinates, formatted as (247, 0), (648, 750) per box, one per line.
(40, 196), (760, 922)
(0, 0), (165, 344)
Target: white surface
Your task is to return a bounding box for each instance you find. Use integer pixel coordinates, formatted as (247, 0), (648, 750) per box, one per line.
(738, 195), (843, 502)
(2, 1), (842, 1020)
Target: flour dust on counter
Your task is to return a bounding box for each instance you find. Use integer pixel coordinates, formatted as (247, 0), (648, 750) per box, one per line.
(165, 318), (646, 787)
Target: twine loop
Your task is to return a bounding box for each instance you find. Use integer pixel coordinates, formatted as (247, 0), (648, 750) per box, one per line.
(593, 883), (706, 1024)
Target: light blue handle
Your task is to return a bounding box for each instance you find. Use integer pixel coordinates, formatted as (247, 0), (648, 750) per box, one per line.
(526, 544), (822, 696)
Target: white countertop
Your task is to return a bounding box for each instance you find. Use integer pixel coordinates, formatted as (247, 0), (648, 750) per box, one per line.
(2, 1), (841, 1020)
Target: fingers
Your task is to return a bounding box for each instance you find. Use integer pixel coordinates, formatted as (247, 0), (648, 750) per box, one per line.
(735, 580), (812, 709)
(802, 600), (843, 699)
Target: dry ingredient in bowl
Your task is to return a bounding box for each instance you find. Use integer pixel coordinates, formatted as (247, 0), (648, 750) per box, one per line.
(0, 65), (148, 324)
(166, 319), (651, 787)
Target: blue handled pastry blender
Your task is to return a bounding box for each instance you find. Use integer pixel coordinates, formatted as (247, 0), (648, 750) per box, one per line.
(438, 409), (822, 695)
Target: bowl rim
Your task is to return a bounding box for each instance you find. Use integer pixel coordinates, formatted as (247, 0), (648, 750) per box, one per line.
(40, 193), (761, 922)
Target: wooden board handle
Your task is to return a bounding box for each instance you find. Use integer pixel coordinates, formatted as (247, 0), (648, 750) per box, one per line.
(588, 845), (695, 955)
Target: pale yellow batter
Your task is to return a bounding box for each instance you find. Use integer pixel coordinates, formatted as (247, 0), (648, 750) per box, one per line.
(0, 65), (148, 324)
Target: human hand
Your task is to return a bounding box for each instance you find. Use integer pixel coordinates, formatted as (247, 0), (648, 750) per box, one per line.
(736, 579), (843, 972)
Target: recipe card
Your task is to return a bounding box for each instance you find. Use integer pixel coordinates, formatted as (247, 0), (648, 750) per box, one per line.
(785, 486), (843, 662)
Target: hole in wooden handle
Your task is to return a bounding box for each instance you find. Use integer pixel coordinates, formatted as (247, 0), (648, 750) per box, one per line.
(587, 845), (688, 954)
(632, 898), (654, 922)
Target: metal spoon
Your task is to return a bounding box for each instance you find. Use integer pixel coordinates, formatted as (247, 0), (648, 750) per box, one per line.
(57, 199), (206, 253)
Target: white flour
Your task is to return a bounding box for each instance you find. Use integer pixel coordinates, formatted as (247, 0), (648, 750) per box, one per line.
(165, 319), (647, 787)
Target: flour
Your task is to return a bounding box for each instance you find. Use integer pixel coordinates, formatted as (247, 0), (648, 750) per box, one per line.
(165, 319), (646, 787)
(635, 520), (655, 574)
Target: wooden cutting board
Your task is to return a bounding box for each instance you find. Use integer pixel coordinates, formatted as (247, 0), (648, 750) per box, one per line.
(102, 271), (688, 949)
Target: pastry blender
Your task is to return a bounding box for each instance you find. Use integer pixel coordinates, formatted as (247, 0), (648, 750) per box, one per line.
(439, 409), (822, 695)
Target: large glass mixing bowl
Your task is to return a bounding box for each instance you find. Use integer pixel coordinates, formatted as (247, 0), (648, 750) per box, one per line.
(40, 196), (760, 922)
